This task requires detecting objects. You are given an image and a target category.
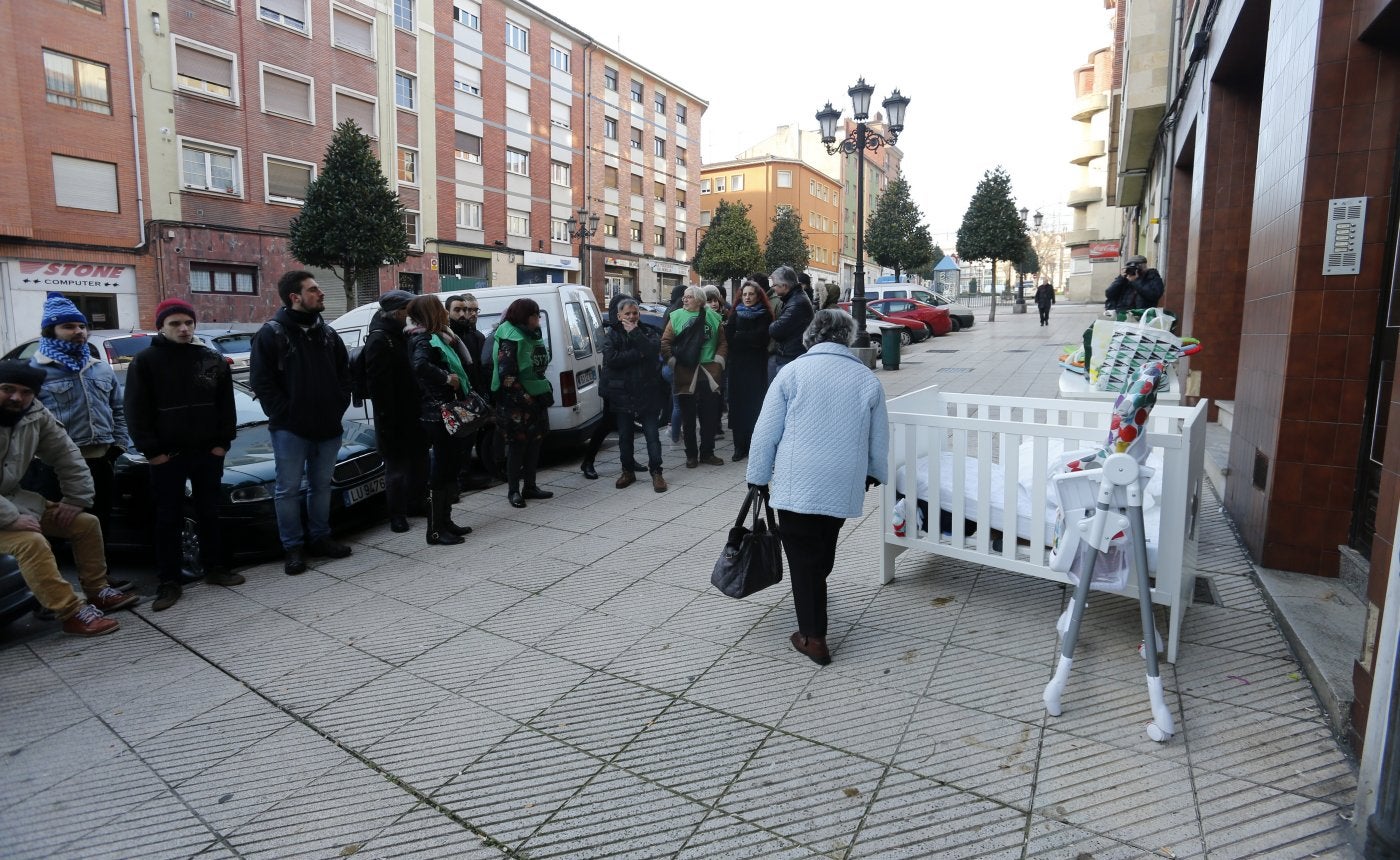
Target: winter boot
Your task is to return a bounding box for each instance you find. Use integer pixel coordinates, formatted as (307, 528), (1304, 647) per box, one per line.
(426, 485), (465, 545)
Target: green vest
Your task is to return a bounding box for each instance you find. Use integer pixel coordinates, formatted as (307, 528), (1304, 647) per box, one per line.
(491, 321), (551, 395)
(668, 307), (722, 364)
(429, 333), (471, 392)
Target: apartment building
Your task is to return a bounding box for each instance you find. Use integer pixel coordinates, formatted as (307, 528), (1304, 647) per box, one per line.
(697, 157), (843, 294)
(0, 0), (150, 349)
(1063, 43), (1118, 303)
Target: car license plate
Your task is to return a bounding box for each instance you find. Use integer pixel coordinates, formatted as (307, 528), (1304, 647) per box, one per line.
(576, 367), (596, 387)
(344, 475), (385, 506)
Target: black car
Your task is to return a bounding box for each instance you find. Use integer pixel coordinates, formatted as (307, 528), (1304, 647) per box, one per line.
(108, 381), (385, 567)
(0, 555), (37, 627)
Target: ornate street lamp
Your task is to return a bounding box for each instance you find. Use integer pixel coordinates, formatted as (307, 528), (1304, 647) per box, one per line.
(817, 79), (910, 348)
(564, 207), (600, 290)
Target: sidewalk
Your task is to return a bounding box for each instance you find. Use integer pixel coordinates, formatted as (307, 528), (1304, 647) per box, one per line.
(0, 303), (1357, 859)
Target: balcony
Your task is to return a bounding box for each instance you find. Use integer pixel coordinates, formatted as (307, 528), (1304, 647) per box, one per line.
(1067, 186), (1103, 207)
(1061, 228), (1100, 246)
(1070, 139), (1106, 165)
(1071, 92), (1108, 122)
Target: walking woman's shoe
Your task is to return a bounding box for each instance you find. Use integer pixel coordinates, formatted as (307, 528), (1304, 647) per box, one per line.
(508, 490), (527, 508)
(615, 470), (636, 489)
(790, 631), (832, 666)
(581, 461), (599, 480)
(522, 485), (553, 500)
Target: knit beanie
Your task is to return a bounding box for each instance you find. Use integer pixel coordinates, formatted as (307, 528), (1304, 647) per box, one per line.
(0, 359), (47, 391)
(154, 298), (197, 328)
(41, 293), (86, 329)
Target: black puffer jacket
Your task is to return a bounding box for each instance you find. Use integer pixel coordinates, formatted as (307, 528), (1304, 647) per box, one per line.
(124, 334), (235, 458)
(1104, 269), (1165, 311)
(600, 320), (662, 416)
(363, 311), (426, 456)
(249, 307), (351, 440)
(768, 288), (813, 359)
(408, 327), (476, 424)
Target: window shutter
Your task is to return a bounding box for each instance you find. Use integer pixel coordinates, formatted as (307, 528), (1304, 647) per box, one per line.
(176, 44), (233, 88)
(454, 131), (480, 157)
(52, 155), (119, 212)
(264, 71), (310, 120)
(550, 100), (569, 127)
(267, 159), (311, 200)
(506, 83), (528, 113)
(261, 0), (304, 18)
(1323, 196), (1366, 276)
(332, 10), (373, 55)
(335, 92), (376, 134)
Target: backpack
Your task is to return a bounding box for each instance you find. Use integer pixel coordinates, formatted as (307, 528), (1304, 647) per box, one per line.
(348, 344), (369, 407)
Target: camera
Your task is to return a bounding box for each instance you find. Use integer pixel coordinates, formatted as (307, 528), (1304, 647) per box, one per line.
(1124, 264), (1140, 276)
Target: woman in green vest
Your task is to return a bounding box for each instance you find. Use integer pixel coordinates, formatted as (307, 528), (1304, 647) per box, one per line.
(660, 285), (727, 468)
(492, 298), (554, 508)
(406, 295), (473, 545)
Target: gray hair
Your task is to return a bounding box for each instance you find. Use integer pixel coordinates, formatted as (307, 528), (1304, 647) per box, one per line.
(702, 285), (723, 304)
(770, 266), (798, 288)
(802, 308), (857, 349)
(615, 297), (639, 311)
(682, 285), (707, 307)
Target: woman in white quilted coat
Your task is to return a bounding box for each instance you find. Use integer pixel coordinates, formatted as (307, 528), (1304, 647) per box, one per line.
(746, 309), (888, 665)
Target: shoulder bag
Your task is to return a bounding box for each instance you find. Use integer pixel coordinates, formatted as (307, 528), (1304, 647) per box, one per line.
(711, 487), (784, 599)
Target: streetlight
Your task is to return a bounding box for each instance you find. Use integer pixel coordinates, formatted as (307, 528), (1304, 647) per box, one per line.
(817, 78), (910, 348)
(564, 207), (600, 290)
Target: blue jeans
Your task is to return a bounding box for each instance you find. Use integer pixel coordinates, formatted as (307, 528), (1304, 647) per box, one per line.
(270, 429), (341, 549)
(617, 410), (662, 473)
(768, 355), (794, 383)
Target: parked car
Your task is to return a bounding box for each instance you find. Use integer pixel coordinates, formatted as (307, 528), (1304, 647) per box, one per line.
(106, 380), (385, 567)
(868, 298), (954, 336)
(862, 287), (976, 330)
(1, 330), (159, 382)
(0, 554), (37, 627)
(838, 302), (928, 346)
(199, 324), (262, 374)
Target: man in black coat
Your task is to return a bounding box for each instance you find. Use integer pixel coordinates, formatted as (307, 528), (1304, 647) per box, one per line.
(1105, 254), (1165, 312)
(364, 290), (426, 533)
(250, 271), (354, 575)
(446, 293), (495, 488)
(1034, 281), (1056, 326)
(767, 265), (814, 382)
(124, 298), (240, 611)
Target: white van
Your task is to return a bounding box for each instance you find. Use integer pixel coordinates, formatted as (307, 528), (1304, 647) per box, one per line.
(331, 283), (606, 446)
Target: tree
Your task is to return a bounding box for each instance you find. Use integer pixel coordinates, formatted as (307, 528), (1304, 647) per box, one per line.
(693, 200), (762, 301)
(955, 166), (1028, 322)
(1014, 234), (1040, 279)
(917, 244), (946, 282)
(764, 206), (810, 275)
(865, 173), (934, 281)
(289, 120), (408, 310)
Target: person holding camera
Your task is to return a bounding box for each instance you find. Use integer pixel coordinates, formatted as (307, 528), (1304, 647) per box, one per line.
(1105, 254), (1164, 312)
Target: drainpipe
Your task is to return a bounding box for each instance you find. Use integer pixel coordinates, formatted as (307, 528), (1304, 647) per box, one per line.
(1158, 0), (1185, 278)
(121, 0), (147, 250)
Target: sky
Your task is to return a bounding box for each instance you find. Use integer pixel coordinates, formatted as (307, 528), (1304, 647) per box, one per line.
(540, 0), (1113, 248)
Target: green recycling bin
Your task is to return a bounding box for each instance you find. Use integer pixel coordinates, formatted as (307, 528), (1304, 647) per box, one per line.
(881, 330), (900, 370)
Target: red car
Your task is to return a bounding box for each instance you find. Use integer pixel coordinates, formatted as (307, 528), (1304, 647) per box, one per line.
(837, 302), (930, 344)
(868, 298), (954, 336)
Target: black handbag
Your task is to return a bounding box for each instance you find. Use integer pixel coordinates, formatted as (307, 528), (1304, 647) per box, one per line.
(711, 487), (784, 599)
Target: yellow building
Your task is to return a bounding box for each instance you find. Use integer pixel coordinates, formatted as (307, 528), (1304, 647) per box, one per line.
(697, 156), (842, 294)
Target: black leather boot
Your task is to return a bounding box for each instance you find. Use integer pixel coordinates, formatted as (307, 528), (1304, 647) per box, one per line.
(426, 486), (464, 545)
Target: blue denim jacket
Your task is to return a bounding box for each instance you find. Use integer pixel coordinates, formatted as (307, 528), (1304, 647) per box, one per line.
(30, 354), (132, 452)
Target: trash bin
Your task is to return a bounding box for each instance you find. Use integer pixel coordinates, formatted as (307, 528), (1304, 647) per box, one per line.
(881, 331), (900, 370)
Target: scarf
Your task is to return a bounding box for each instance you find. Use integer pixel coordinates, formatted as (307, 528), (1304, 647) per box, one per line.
(734, 302), (768, 319)
(430, 332), (471, 393)
(38, 336), (89, 373)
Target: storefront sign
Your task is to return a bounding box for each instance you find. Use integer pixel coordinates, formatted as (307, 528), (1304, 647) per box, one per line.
(523, 251), (579, 271)
(649, 261), (689, 276)
(603, 256), (638, 269)
(12, 259), (134, 291)
(1089, 241), (1121, 261)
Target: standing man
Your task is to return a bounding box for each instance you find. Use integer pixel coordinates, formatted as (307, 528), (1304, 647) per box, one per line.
(363, 290), (426, 533)
(30, 293), (133, 584)
(767, 266), (814, 382)
(124, 298), (242, 611)
(1034, 280), (1056, 327)
(250, 271), (354, 575)
(446, 293), (495, 488)
(0, 360), (136, 635)
(1104, 254), (1164, 312)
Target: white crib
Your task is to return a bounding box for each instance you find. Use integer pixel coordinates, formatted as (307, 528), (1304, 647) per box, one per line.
(879, 385), (1209, 663)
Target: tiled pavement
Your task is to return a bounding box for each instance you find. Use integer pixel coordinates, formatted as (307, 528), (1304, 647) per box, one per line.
(1, 303), (1358, 859)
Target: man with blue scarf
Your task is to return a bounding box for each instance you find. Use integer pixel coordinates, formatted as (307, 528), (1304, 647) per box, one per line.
(30, 293), (132, 549)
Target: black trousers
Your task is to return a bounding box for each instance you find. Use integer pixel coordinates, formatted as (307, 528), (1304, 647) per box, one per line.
(383, 446), (428, 518)
(777, 509), (845, 637)
(150, 451), (225, 582)
(678, 374), (718, 460)
(506, 437), (544, 491)
(427, 423), (466, 487)
(84, 455), (115, 534)
(1038, 305), (1051, 324)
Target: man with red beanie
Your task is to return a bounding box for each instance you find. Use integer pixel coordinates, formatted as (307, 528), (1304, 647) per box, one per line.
(124, 298), (241, 611)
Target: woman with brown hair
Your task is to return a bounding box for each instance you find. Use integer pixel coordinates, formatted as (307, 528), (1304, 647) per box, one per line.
(406, 295), (474, 545)
(723, 278), (773, 461)
(491, 298), (554, 508)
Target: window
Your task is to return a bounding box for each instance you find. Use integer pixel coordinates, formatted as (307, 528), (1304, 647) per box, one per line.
(676, 103), (688, 125)
(677, 232), (686, 251)
(180, 139), (241, 195)
(259, 0), (308, 33)
(777, 169), (792, 188)
(456, 200), (482, 229)
(61, 0), (104, 11)
(653, 226), (665, 245)
(603, 214), (617, 237)
(173, 39), (236, 102)
(333, 88), (376, 136)
(454, 63), (481, 96)
(402, 210), (420, 247)
(392, 0), (413, 30)
(550, 100), (570, 129)
(604, 166), (618, 188)
(675, 145), (686, 167)
(629, 80), (642, 103)
(43, 50), (110, 115)
(505, 21), (528, 52)
(260, 65), (313, 123)
(507, 210), (529, 236)
(396, 147), (417, 184)
(654, 180), (665, 202)
(394, 71), (415, 110)
(191, 264), (257, 294)
(629, 220), (642, 242)
(700, 210), (711, 226)
(629, 173), (642, 196)
(505, 83), (529, 114)
(51, 155), (118, 212)
(700, 179), (710, 194)
(714, 177), (725, 193)
(550, 45), (570, 73)
(505, 148), (529, 176)
(550, 160), (570, 187)
(551, 218), (570, 243)
(654, 92), (665, 114)
(677, 189), (686, 208)
(603, 67), (618, 91)
(731, 174), (744, 191)
(452, 4), (479, 29)
(454, 131), (482, 163)
(653, 137), (665, 157)
(264, 155), (314, 204)
(603, 118), (617, 140)
(629, 127), (642, 150)
(332, 6), (375, 56)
